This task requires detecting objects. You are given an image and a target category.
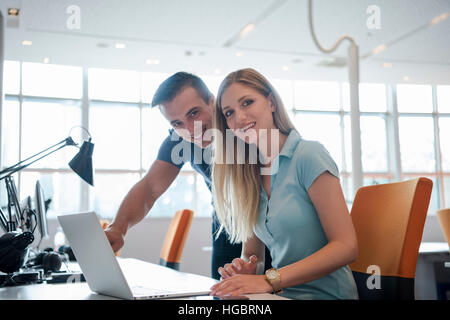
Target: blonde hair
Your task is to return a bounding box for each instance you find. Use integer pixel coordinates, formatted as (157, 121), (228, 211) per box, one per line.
(212, 68), (296, 243)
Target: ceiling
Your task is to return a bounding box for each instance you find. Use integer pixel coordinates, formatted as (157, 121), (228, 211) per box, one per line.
(1, 0), (450, 84)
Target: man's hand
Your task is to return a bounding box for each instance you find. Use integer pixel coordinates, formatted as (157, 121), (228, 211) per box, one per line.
(104, 226), (125, 253)
(218, 255), (259, 279)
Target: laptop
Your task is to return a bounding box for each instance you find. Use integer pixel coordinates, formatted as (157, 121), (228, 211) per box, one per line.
(57, 211), (214, 300)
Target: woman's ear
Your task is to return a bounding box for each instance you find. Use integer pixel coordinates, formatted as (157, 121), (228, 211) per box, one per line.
(268, 93), (276, 112)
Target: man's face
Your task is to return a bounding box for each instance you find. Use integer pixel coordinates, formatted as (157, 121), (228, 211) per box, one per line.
(160, 86), (214, 148)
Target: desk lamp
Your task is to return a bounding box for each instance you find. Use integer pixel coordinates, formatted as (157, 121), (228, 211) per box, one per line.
(0, 127), (94, 274)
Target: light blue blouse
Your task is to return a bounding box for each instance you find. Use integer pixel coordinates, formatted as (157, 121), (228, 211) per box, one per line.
(254, 129), (358, 300)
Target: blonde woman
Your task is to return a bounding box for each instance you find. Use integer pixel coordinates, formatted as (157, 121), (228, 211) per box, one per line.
(210, 68), (359, 300)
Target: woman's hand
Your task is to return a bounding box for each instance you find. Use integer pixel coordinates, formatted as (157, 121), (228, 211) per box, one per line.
(217, 255), (258, 279)
(210, 274), (273, 297)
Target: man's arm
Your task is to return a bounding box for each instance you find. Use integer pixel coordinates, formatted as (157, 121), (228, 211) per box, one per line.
(105, 160), (180, 252)
(241, 234), (266, 275)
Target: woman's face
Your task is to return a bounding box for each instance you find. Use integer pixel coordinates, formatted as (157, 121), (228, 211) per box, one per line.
(220, 82), (276, 145)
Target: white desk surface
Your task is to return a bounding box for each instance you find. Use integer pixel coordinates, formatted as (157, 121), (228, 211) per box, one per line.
(419, 242), (449, 254)
(0, 258), (289, 300)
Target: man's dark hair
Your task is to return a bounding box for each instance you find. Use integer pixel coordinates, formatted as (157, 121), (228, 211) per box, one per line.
(151, 72), (212, 108)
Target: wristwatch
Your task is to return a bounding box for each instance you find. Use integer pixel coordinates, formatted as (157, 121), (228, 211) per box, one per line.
(265, 268), (283, 294)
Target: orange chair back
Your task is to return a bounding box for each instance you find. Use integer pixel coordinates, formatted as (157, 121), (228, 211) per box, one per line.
(349, 178), (433, 299)
(159, 209), (194, 270)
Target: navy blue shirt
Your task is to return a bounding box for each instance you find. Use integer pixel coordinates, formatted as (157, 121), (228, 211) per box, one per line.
(156, 129), (212, 191)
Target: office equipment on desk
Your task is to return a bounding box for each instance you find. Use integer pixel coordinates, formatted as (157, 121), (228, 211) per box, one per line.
(0, 127), (94, 277)
(416, 242), (450, 300)
(159, 209), (194, 270)
(35, 181), (49, 241)
(0, 258), (286, 300)
(58, 211), (213, 300)
(349, 177), (433, 300)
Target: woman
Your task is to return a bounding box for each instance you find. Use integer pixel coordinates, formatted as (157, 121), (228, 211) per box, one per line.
(210, 68), (359, 300)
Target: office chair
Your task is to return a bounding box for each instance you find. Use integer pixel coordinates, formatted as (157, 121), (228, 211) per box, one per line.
(349, 177), (433, 300)
(159, 209), (194, 270)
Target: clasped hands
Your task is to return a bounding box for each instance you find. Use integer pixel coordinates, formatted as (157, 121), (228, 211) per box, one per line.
(209, 255), (272, 297)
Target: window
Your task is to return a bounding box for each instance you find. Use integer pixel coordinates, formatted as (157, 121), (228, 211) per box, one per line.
(2, 61), (449, 218)
(397, 84), (433, 113)
(201, 75), (223, 98)
(141, 72), (171, 104)
(21, 99), (81, 169)
(294, 81), (340, 111)
(444, 177), (450, 208)
(88, 68), (140, 102)
(398, 117), (436, 173)
(89, 102), (141, 170)
(439, 118), (450, 172)
(151, 174), (196, 216)
(92, 172), (140, 218)
(141, 107), (171, 170)
(342, 83), (387, 112)
(360, 115), (388, 172)
(272, 79), (294, 112)
(437, 85), (450, 113)
(20, 172), (81, 217)
(1, 98), (20, 167)
(22, 62), (82, 99)
(3, 60), (20, 95)
(294, 113), (343, 171)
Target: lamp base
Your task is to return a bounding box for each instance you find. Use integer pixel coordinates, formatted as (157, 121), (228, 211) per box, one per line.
(0, 269), (44, 287)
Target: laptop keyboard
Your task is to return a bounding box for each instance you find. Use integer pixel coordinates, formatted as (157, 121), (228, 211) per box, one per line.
(131, 285), (174, 297)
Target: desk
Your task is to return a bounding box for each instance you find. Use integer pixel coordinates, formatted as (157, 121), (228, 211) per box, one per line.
(415, 242), (450, 300)
(0, 258), (289, 300)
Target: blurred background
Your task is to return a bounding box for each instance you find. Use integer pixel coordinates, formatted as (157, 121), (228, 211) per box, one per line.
(0, 0), (449, 277)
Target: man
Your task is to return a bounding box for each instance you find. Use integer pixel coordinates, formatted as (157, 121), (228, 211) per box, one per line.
(104, 72), (271, 280)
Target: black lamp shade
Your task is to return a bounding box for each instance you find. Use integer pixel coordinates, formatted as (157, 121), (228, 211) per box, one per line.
(69, 140), (94, 186)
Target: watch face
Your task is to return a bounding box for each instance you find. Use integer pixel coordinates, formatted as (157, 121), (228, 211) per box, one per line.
(267, 269), (278, 280)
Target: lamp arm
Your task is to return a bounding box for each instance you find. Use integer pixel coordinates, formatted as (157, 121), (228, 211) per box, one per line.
(307, 0), (355, 53)
(307, 0), (364, 193)
(5, 176), (21, 230)
(0, 207), (8, 232)
(0, 137), (76, 180)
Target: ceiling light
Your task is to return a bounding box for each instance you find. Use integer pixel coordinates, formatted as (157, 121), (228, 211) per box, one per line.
(235, 52), (243, 57)
(43, 58), (50, 64)
(382, 62), (393, 68)
(8, 8), (20, 16)
(22, 40), (32, 46)
(282, 66), (289, 71)
(372, 44), (387, 55)
(430, 12), (449, 25)
(403, 76), (410, 82)
(115, 43), (126, 49)
(145, 59), (160, 65)
(239, 23), (255, 38)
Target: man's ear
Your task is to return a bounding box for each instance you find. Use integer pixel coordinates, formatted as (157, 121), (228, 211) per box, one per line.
(208, 95), (215, 107)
